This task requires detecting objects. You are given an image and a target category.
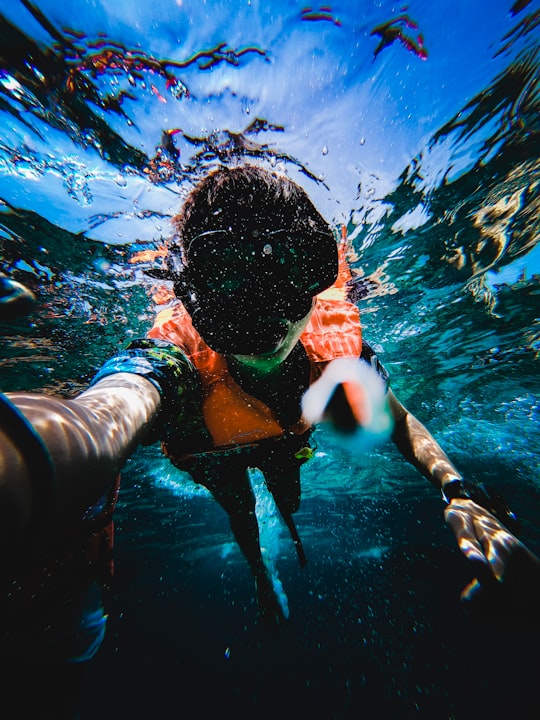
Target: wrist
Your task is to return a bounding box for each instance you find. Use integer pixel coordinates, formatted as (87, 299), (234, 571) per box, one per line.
(441, 476), (520, 535)
(90, 339), (199, 443)
(441, 477), (466, 504)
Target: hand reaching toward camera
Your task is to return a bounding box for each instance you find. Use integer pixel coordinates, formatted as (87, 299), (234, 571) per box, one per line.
(445, 498), (540, 616)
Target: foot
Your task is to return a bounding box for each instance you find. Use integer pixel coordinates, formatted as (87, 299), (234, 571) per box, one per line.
(254, 572), (287, 629)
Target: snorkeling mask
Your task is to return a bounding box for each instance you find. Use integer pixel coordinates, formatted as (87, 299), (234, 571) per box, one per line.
(169, 228), (338, 355)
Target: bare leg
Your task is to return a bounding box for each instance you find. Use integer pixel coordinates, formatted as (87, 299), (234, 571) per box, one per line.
(263, 466), (307, 568)
(190, 464), (286, 627)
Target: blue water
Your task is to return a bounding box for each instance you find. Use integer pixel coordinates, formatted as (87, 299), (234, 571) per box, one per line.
(1, 0), (539, 717)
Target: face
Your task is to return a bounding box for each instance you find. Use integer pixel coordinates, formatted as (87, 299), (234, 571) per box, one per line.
(172, 226), (336, 359)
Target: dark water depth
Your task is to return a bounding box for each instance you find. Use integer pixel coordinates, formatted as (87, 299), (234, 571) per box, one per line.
(1, 1), (539, 718)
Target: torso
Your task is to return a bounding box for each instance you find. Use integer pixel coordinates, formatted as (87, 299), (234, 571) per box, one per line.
(147, 295), (362, 456)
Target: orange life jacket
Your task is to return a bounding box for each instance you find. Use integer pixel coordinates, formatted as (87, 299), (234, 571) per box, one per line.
(148, 295), (361, 450)
(147, 230), (361, 451)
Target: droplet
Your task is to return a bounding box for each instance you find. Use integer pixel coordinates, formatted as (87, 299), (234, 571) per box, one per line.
(93, 258), (111, 273)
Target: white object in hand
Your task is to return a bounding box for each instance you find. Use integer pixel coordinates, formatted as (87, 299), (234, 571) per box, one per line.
(301, 358), (393, 451)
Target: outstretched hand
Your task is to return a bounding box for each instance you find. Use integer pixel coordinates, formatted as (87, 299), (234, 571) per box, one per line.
(444, 498), (540, 617)
(301, 357), (393, 452)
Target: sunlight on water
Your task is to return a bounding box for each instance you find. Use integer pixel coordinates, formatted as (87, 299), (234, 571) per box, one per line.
(152, 458), (211, 499)
(251, 469), (291, 618)
(0, 1), (539, 717)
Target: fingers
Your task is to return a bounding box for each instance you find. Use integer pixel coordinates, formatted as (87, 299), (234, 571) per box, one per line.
(445, 498), (540, 617)
(444, 500), (496, 585)
(460, 578), (483, 608)
(446, 503), (506, 614)
(445, 498), (510, 610)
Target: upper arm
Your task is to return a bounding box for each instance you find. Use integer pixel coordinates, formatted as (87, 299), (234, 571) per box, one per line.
(359, 340), (407, 425)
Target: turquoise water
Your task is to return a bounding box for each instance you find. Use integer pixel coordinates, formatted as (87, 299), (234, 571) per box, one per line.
(1, 1), (539, 717)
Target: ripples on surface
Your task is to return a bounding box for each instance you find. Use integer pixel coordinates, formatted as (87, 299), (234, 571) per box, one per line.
(0, 1), (539, 716)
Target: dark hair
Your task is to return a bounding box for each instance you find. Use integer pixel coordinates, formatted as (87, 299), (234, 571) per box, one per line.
(171, 164), (333, 257)
(166, 165), (338, 354)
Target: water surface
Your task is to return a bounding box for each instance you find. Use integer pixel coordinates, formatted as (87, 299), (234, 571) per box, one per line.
(0, 1), (539, 717)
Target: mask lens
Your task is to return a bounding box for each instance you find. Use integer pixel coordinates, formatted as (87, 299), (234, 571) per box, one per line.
(194, 283), (313, 325)
(179, 228), (336, 354)
(186, 229), (337, 298)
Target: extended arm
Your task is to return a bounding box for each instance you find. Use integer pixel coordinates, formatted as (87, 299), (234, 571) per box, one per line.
(1, 335), (199, 559)
(388, 388), (540, 614)
(388, 389), (461, 491)
(1, 373), (161, 547)
(0, 336), (198, 556)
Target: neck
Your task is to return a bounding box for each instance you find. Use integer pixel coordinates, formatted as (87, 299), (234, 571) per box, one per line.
(229, 305), (314, 376)
(228, 345), (299, 378)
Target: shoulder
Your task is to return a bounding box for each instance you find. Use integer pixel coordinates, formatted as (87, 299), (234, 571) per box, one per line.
(302, 297), (362, 361)
(147, 302), (201, 354)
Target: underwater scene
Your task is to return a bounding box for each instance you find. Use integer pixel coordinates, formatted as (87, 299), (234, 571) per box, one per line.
(0, 0), (539, 717)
